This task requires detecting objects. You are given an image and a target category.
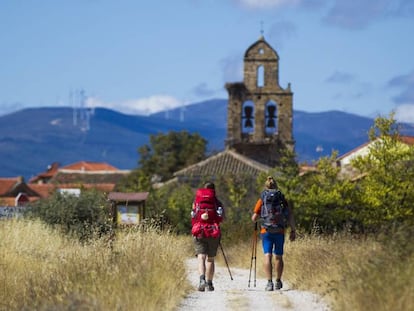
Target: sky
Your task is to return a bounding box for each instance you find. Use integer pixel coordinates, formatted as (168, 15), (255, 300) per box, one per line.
(1, 0), (414, 123)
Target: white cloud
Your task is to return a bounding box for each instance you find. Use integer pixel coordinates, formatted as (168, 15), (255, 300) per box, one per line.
(86, 95), (184, 116)
(235, 0), (300, 9)
(394, 104), (414, 124)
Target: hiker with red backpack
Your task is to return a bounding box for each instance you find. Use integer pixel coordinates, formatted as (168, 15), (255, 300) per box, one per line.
(251, 176), (296, 291)
(191, 182), (224, 291)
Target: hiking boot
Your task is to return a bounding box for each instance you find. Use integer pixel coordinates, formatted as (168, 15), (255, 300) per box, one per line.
(206, 281), (214, 291)
(275, 279), (283, 290)
(198, 279), (207, 291)
(265, 281), (274, 291)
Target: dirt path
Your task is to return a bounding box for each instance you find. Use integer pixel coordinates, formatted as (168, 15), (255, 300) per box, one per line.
(177, 258), (331, 311)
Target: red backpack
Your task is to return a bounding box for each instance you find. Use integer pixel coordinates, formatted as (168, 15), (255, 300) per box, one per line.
(191, 188), (223, 238)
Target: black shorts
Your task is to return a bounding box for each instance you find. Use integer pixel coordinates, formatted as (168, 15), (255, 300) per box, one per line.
(193, 236), (220, 257)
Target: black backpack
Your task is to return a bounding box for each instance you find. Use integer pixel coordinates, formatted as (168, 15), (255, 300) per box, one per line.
(260, 189), (288, 232)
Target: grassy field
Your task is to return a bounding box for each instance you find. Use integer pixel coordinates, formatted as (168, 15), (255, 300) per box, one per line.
(222, 229), (414, 311)
(0, 219), (193, 311)
(2, 220), (413, 311)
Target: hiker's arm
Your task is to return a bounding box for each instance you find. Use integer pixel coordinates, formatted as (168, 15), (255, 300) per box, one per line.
(251, 199), (262, 222)
(287, 204), (296, 241)
(284, 198), (295, 229)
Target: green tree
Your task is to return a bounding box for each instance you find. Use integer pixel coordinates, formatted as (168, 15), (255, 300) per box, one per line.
(294, 152), (357, 233)
(214, 173), (258, 242)
(116, 130), (207, 193)
(138, 130), (207, 182)
(115, 168), (151, 192)
(351, 113), (414, 229)
(27, 189), (111, 240)
(163, 183), (194, 234)
(265, 149), (358, 233)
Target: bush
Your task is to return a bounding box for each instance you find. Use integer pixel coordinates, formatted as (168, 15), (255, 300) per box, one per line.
(27, 189), (112, 241)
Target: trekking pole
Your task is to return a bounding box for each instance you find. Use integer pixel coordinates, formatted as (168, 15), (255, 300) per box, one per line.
(253, 222), (257, 287)
(248, 222), (258, 287)
(219, 242), (233, 280)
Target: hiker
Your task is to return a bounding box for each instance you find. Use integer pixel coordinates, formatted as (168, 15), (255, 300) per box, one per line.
(191, 181), (224, 292)
(251, 176), (296, 291)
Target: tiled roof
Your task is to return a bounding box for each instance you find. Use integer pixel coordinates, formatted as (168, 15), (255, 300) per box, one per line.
(62, 161), (119, 171)
(108, 192), (149, 202)
(399, 135), (414, 145)
(299, 164), (317, 176)
(174, 149), (270, 181)
(337, 135), (414, 161)
(0, 177), (21, 196)
(336, 140), (372, 161)
(27, 183), (116, 197)
(50, 171), (129, 184)
(27, 184), (55, 198)
(29, 162), (60, 183)
(29, 161), (122, 184)
(0, 177), (39, 197)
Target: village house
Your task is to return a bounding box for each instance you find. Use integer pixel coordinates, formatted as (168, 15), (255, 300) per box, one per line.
(336, 135), (414, 179)
(0, 161), (131, 218)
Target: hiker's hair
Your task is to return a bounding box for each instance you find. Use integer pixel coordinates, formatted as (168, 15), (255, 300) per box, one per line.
(265, 176), (277, 189)
(204, 181), (215, 190)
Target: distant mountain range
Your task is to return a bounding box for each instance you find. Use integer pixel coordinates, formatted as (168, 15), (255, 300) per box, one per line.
(1, 98), (413, 180)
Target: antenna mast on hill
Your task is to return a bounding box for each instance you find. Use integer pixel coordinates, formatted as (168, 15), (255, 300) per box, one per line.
(71, 90), (77, 126)
(79, 89), (90, 131)
(71, 89), (91, 131)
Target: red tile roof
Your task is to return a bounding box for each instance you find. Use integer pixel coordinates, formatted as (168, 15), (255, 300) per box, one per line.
(0, 177), (21, 195)
(28, 161), (129, 186)
(28, 183), (117, 197)
(62, 161), (119, 171)
(399, 135), (414, 145)
(27, 184), (56, 198)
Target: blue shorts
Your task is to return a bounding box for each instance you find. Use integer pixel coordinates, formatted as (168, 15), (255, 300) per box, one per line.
(261, 232), (285, 256)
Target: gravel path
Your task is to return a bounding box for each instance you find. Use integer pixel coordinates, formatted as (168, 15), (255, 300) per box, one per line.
(177, 257), (331, 311)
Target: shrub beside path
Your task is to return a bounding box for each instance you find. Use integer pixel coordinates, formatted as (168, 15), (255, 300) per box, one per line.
(177, 258), (331, 311)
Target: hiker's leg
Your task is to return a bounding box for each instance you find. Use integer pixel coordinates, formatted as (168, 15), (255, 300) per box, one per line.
(263, 253), (273, 280)
(274, 255), (284, 280)
(261, 232), (273, 280)
(205, 237), (219, 282)
(273, 233), (285, 279)
(197, 253), (207, 276)
(206, 256), (215, 281)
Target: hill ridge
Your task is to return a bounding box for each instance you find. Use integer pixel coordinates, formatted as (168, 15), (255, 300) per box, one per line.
(1, 100), (413, 179)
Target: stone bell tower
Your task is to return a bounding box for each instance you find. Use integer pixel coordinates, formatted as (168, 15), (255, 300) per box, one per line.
(225, 36), (294, 167)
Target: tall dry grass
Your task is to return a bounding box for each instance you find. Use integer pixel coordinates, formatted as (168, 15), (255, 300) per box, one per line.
(2, 219), (413, 311)
(223, 230), (414, 311)
(0, 219), (191, 311)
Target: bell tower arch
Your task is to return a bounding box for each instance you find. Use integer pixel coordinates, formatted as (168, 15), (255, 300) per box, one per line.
(225, 36), (294, 167)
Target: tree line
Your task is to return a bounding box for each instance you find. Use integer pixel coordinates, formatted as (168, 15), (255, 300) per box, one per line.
(28, 114), (414, 242)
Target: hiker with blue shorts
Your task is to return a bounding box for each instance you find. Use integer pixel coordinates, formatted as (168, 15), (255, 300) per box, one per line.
(251, 176), (296, 291)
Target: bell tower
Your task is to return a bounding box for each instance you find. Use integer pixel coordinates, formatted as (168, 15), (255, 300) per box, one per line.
(225, 36), (294, 167)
